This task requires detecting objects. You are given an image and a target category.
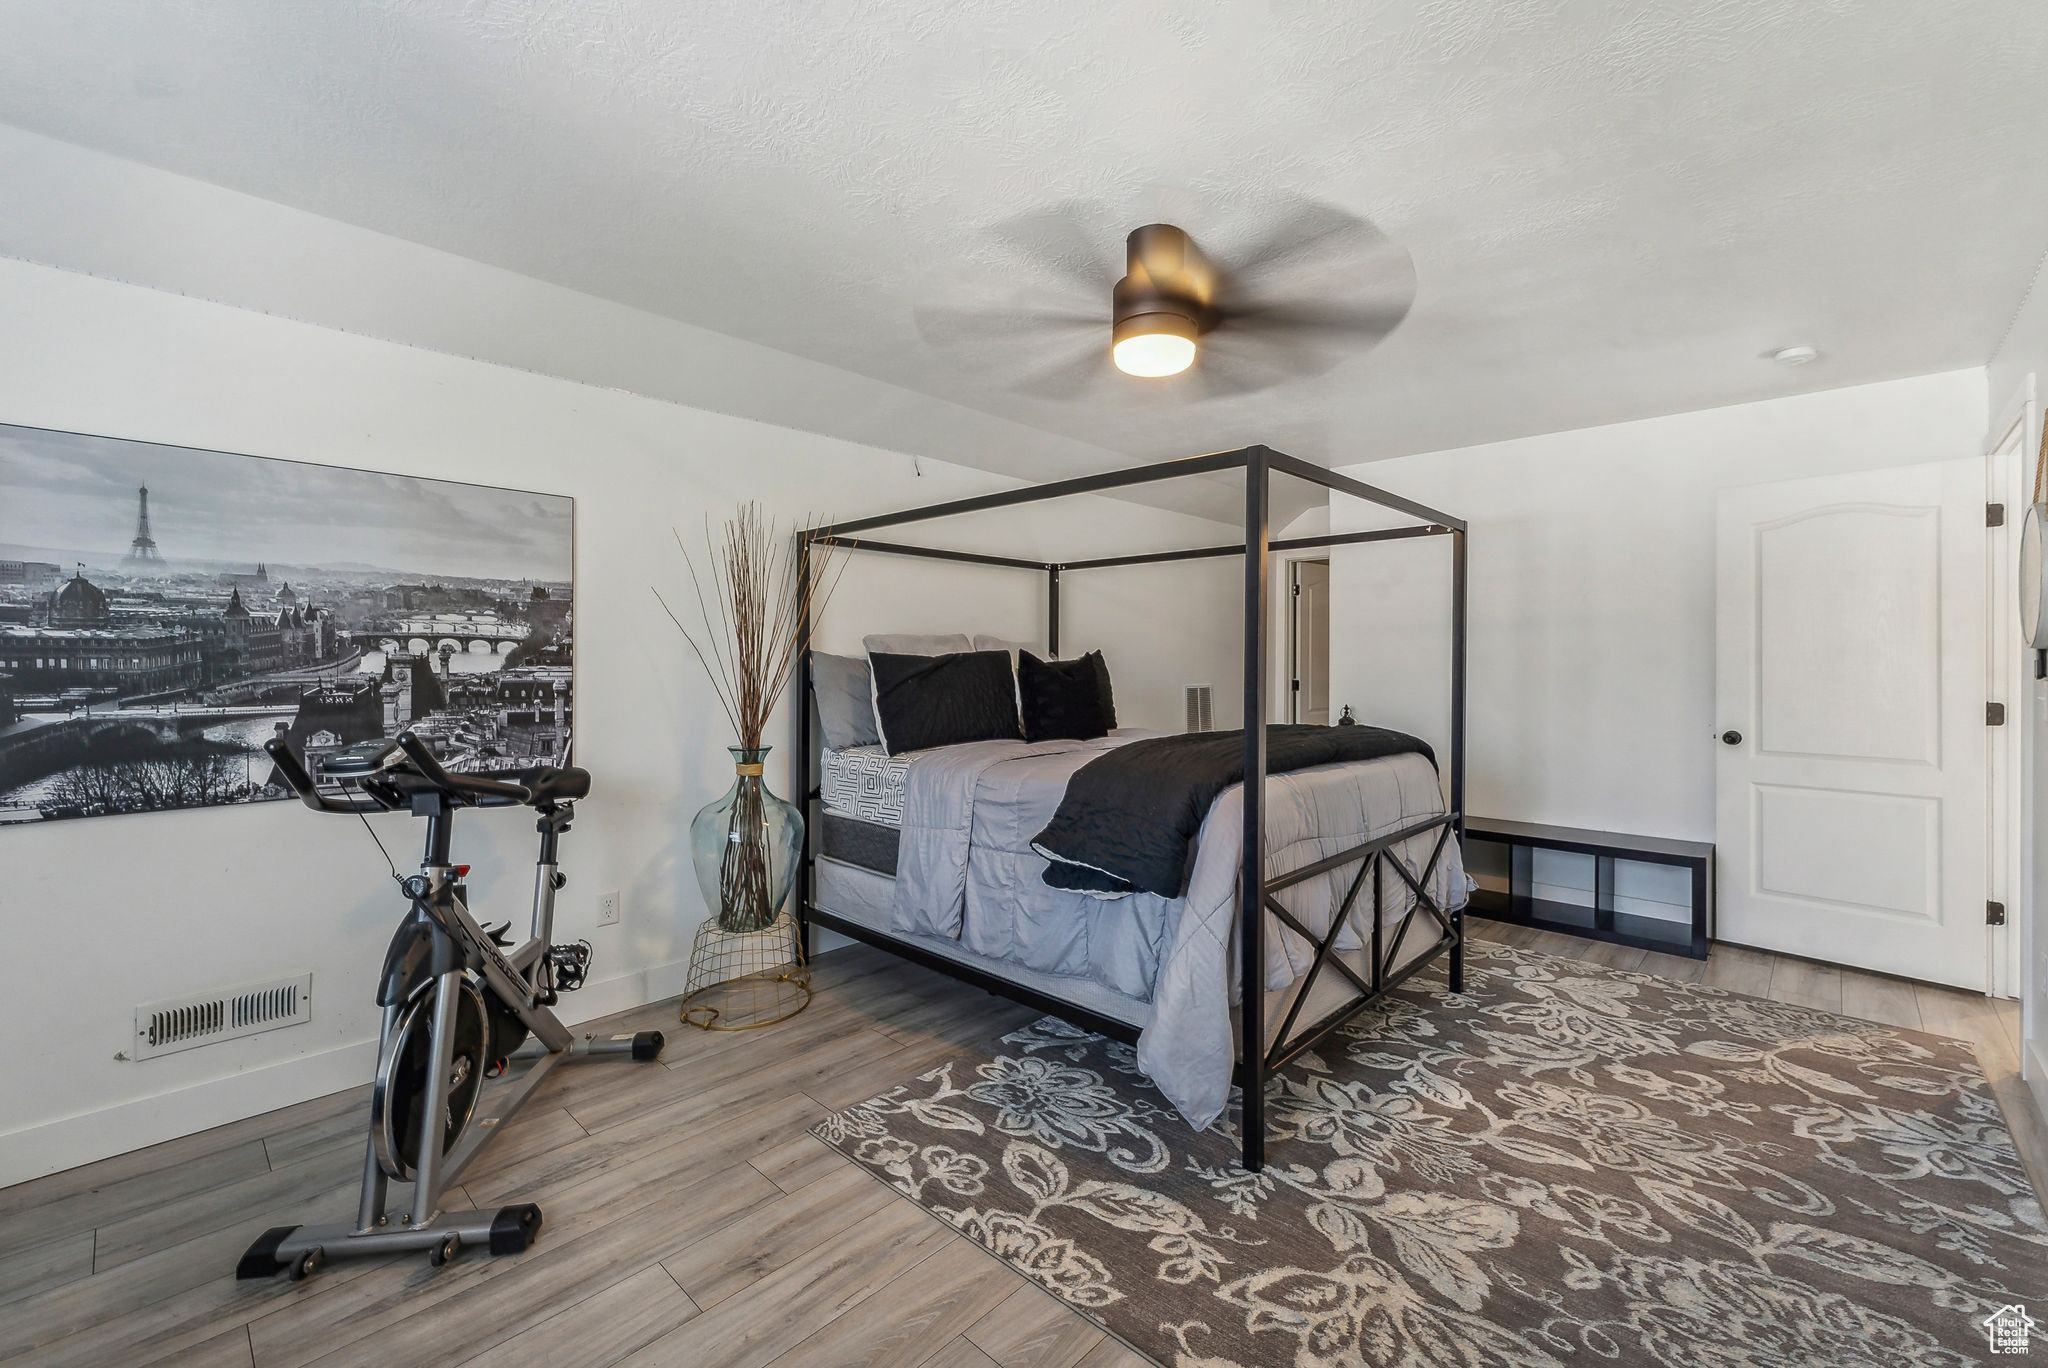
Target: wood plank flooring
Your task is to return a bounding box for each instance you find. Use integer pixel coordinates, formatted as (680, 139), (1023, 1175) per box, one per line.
(0, 925), (2040, 1368)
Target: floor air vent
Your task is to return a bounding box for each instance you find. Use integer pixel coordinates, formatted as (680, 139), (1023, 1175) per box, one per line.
(1184, 684), (1214, 732)
(132, 973), (313, 1060)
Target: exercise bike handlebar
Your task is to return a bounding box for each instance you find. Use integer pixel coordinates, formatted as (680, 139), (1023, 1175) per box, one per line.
(262, 736), (390, 814)
(264, 734), (534, 812)
(393, 732), (533, 806)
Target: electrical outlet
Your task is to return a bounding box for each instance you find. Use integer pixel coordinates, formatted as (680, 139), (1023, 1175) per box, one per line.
(597, 890), (621, 926)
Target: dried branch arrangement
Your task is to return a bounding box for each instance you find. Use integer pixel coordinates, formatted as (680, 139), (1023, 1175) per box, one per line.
(658, 505), (850, 933)
(654, 503), (850, 751)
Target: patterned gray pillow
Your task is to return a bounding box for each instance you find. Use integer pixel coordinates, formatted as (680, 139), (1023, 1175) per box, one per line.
(811, 652), (881, 750)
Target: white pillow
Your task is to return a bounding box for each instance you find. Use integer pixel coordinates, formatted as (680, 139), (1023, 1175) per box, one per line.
(863, 632), (973, 657)
(970, 634), (1040, 662)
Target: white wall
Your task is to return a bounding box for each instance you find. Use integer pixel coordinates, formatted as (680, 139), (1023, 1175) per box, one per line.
(1326, 368), (1988, 842)
(1989, 255), (2048, 1111)
(813, 509), (1241, 733)
(0, 123), (1173, 511)
(0, 256), (1238, 1185)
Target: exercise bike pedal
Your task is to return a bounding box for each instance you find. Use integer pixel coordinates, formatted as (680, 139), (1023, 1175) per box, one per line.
(488, 1203), (544, 1255)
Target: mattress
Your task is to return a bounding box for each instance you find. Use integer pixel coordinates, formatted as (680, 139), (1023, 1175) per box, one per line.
(821, 811), (898, 876)
(821, 745), (909, 825)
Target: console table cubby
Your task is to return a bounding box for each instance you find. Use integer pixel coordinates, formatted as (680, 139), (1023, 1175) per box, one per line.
(1463, 818), (1714, 960)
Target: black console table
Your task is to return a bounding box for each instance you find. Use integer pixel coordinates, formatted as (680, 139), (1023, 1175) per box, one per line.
(1463, 818), (1714, 959)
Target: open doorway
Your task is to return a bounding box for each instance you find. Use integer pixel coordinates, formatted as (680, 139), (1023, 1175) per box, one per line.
(1289, 558), (1330, 724)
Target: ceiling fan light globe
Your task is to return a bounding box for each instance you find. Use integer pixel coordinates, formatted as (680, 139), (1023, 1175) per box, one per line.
(1111, 312), (1199, 378)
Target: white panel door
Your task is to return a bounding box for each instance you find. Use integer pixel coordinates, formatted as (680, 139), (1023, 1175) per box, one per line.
(1715, 458), (1987, 989)
(1292, 560), (1330, 724)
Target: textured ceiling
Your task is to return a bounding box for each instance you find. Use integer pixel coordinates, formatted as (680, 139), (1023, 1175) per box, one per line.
(2, 0), (2047, 482)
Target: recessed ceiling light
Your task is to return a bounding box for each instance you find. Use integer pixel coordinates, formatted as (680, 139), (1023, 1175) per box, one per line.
(1770, 345), (1820, 366)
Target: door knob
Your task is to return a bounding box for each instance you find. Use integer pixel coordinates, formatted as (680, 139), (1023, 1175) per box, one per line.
(1721, 730), (1742, 746)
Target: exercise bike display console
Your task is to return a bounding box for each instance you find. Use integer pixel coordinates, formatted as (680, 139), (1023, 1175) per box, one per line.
(235, 732), (664, 1281)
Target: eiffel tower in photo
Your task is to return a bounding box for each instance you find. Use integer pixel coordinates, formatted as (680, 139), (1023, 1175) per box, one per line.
(124, 484), (163, 564)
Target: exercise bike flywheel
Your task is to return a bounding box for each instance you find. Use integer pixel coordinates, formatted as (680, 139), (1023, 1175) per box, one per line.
(373, 978), (491, 1182)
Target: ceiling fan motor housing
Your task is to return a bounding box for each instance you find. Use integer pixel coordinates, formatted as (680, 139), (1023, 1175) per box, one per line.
(1114, 223), (1217, 339)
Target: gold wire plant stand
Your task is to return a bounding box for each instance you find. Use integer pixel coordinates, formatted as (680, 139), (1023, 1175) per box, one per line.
(679, 910), (812, 1031)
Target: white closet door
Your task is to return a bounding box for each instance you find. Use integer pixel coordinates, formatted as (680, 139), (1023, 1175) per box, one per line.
(1293, 560), (1330, 725)
(1715, 458), (1988, 989)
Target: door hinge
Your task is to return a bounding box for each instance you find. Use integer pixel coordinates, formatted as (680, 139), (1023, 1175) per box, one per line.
(1291, 679), (1301, 692)
(1988, 502), (2006, 528)
(1988, 702), (2007, 726)
(1988, 900), (2008, 927)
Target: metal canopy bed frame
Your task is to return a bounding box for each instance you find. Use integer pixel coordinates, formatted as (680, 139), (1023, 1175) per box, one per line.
(793, 444), (1467, 1171)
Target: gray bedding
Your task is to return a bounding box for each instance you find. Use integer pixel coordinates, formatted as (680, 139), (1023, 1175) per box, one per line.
(882, 730), (1468, 1129)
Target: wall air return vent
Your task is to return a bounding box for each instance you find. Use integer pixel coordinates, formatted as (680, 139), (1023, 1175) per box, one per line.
(1184, 684), (1214, 733)
(131, 973), (312, 1060)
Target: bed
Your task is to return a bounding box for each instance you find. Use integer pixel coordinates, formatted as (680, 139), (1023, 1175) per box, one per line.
(814, 730), (1466, 1129)
(794, 445), (1470, 1172)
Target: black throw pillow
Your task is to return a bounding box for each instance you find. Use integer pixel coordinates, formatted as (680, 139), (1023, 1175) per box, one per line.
(869, 649), (1023, 755)
(1018, 649), (1116, 743)
(1087, 650), (1118, 730)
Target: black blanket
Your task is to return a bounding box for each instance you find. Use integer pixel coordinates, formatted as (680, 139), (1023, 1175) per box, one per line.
(1032, 725), (1435, 898)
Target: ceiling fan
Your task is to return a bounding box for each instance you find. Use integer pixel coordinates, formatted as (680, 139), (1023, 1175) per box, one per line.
(914, 197), (1416, 399)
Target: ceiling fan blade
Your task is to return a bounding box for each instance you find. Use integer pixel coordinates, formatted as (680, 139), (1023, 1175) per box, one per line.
(1226, 198), (1374, 273)
(1223, 297), (1414, 343)
(1220, 194), (1417, 290)
(1011, 344), (1113, 400)
(1174, 332), (1325, 400)
(913, 302), (1099, 350)
(986, 202), (1117, 295)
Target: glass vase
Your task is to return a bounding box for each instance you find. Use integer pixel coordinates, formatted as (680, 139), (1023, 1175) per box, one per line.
(690, 746), (803, 934)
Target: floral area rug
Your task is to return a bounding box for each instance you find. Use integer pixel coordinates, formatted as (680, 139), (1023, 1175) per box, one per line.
(812, 940), (2048, 1366)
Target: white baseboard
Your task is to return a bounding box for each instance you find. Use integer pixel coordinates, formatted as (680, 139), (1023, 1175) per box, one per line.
(0, 1038), (380, 1189)
(556, 955), (695, 1031)
(0, 956), (692, 1190)
(2029, 1038), (2048, 1131)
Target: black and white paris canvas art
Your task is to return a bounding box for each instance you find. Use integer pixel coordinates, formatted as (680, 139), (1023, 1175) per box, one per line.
(0, 423), (573, 826)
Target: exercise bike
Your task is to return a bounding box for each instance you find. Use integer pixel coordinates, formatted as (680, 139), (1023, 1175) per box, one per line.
(236, 732), (664, 1281)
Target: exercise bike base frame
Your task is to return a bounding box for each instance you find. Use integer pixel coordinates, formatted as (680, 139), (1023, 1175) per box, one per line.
(237, 1031), (659, 1279)
(239, 1207), (536, 1280)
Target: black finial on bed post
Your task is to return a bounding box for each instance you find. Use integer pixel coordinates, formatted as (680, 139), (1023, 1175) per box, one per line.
(1240, 446), (1269, 1173)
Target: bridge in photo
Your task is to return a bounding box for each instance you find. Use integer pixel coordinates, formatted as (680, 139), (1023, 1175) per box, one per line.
(348, 619), (531, 654)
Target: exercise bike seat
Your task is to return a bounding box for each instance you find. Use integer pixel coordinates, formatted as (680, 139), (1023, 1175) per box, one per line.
(518, 764), (591, 806)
